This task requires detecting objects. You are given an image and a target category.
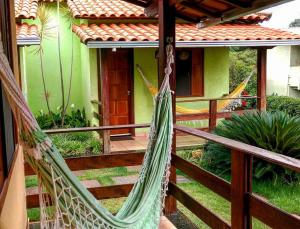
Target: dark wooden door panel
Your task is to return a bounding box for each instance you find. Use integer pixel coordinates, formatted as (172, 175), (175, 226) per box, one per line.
(106, 49), (132, 135)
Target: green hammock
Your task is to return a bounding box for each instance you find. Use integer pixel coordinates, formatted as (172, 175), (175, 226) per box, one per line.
(0, 42), (174, 228)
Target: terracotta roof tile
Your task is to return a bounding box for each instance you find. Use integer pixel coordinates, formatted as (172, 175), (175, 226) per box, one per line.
(16, 23), (39, 40)
(15, 0), (39, 19)
(233, 13), (272, 24)
(15, 0), (59, 19)
(67, 0), (146, 19)
(73, 23), (300, 43)
(67, 0), (271, 23)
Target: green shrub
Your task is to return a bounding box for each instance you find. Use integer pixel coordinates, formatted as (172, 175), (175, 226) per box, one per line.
(51, 132), (102, 157)
(202, 112), (300, 183)
(36, 108), (89, 129)
(229, 48), (257, 95)
(267, 95), (300, 117)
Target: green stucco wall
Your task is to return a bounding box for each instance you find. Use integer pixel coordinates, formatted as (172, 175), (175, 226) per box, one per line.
(133, 47), (229, 131)
(20, 4), (229, 130)
(80, 43), (99, 125)
(20, 5), (84, 116)
(134, 48), (158, 133)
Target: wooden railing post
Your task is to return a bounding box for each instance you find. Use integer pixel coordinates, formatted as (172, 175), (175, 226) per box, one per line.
(231, 150), (252, 229)
(158, 0), (177, 215)
(100, 49), (111, 154)
(209, 100), (217, 131)
(257, 48), (267, 111)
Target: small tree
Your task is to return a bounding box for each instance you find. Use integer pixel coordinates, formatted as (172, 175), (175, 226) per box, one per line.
(229, 47), (257, 95)
(35, 3), (56, 126)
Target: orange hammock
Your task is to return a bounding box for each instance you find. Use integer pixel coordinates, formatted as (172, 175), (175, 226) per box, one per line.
(136, 64), (253, 114)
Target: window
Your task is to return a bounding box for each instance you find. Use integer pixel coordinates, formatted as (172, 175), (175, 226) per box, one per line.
(176, 48), (204, 97)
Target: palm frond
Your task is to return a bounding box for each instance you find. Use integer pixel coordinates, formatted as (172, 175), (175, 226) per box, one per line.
(202, 111), (300, 182)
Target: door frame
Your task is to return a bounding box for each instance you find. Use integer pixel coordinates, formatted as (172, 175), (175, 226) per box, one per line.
(98, 48), (135, 137)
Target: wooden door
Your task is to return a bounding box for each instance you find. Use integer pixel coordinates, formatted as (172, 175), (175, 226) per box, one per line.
(105, 49), (133, 135)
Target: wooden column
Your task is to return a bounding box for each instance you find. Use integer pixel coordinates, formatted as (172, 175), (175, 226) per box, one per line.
(100, 49), (110, 154)
(209, 100), (217, 132)
(257, 48), (267, 111)
(231, 150), (252, 229)
(158, 0), (177, 215)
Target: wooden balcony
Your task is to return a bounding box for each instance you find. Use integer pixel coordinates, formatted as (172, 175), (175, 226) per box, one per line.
(25, 123), (300, 229)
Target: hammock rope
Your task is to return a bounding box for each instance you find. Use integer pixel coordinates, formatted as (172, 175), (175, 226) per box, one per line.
(0, 41), (174, 229)
(136, 64), (253, 114)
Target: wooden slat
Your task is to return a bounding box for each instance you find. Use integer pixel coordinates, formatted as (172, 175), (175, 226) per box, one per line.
(100, 48), (111, 153)
(175, 125), (300, 173)
(168, 182), (231, 229)
(172, 154), (231, 201)
(25, 152), (145, 176)
(27, 184), (134, 208)
(231, 150), (252, 229)
(209, 100), (217, 131)
(176, 109), (252, 121)
(44, 123), (150, 134)
(158, 0), (177, 215)
(176, 96), (258, 103)
(257, 48), (267, 111)
(249, 194), (300, 229)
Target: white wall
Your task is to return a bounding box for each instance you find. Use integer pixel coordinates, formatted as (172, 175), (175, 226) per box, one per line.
(267, 46), (291, 96)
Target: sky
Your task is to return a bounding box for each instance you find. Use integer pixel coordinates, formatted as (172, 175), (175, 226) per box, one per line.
(261, 0), (300, 29)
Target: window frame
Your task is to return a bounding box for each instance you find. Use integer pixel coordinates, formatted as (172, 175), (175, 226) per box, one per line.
(0, 0), (19, 213)
(176, 48), (204, 98)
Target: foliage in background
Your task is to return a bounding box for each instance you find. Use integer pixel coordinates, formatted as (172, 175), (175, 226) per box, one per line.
(35, 2), (77, 127)
(202, 112), (300, 183)
(229, 48), (257, 95)
(177, 147), (204, 165)
(267, 95), (300, 117)
(51, 132), (102, 157)
(36, 108), (89, 129)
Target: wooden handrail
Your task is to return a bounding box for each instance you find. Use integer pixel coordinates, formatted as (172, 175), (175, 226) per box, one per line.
(27, 184), (134, 208)
(175, 125), (300, 173)
(44, 123), (150, 134)
(176, 96), (259, 103)
(25, 152), (145, 176)
(176, 109), (255, 121)
(168, 182), (231, 229)
(248, 193), (300, 228)
(171, 154), (231, 201)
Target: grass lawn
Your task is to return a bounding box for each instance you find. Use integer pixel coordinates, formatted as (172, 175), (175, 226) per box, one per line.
(26, 165), (300, 228)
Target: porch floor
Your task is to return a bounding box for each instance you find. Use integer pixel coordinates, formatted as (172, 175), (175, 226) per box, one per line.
(111, 135), (205, 153)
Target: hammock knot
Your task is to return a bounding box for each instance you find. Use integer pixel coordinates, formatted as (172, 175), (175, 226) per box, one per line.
(22, 141), (43, 160)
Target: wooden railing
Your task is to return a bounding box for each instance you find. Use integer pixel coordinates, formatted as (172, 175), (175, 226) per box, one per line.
(176, 96), (258, 131)
(174, 125), (300, 229)
(25, 124), (300, 228)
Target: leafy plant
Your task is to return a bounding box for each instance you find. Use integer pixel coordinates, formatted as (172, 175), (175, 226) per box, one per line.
(267, 95), (300, 117)
(202, 112), (300, 183)
(51, 132), (102, 157)
(36, 108), (89, 129)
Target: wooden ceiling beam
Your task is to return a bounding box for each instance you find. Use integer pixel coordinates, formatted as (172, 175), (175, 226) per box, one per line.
(179, 1), (222, 18)
(175, 12), (199, 23)
(218, 0), (252, 8)
(199, 0), (294, 27)
(122, 0), (150, 7)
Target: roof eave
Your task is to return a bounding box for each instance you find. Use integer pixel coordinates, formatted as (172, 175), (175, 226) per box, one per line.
(86, 39), (300, 48)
